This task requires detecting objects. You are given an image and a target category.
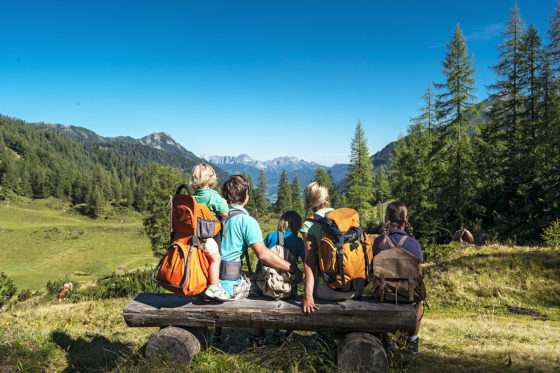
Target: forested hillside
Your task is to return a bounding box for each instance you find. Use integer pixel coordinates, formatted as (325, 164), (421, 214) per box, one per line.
(0, 115), (204, 222)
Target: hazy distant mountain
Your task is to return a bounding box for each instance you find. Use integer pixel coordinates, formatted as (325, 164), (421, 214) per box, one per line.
(201, 153), (325, 199)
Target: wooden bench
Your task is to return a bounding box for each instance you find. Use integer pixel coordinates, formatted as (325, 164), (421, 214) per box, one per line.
(123, 293), (417, 372)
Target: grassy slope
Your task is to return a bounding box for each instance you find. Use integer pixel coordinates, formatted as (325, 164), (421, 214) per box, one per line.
(0, 197), (155, 290)
(0, 199), (559, 372)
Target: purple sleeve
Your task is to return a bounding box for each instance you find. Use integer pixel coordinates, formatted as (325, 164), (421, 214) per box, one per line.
(372, 236), (384, 256)
(408, 239), (424, 263)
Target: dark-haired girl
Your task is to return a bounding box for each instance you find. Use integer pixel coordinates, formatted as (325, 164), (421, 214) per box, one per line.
(373, 201), (423, 355)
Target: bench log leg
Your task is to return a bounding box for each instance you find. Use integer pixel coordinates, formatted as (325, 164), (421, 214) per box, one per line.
(337, 332), (388, 373)
(145, 326), (201, 365)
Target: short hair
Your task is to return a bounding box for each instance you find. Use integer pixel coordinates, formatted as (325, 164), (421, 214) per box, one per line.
(304, 181), (329, 217)
(192, 163), (217, 189)
(277, 210), (303, 233)
(222, 175), (250, 205)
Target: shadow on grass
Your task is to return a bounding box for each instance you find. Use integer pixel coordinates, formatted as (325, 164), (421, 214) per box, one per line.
(51, 330), (131, 372)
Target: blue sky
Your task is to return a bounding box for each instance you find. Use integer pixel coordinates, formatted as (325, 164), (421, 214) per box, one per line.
(0, 0), (556, 165)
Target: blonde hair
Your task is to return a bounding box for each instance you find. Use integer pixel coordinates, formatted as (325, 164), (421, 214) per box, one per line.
(277, 210), (303, 233)
(192, 163), (217, 189)
(304, 181), (329, 217)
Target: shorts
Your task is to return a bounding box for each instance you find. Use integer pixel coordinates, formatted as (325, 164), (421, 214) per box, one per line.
(201, 238), (219, 255)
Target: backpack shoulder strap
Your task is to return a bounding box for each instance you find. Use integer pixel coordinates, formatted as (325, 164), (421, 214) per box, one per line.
(397, 235), (408, 247)
(385, 235), (396, 248)
(277, 231), (284, 247)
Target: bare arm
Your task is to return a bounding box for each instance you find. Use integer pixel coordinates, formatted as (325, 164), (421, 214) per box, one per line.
(251, 241), (291, 272)
(302, 232), (320, 313)
(218, 198), (229, 217)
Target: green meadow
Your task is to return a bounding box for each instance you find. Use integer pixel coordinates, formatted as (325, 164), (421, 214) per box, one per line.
(0, 197), (155, 290)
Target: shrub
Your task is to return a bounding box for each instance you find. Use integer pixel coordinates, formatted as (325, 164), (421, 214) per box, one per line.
(423, 243), (456, 263)
(542, 218), (560, 249)
(0, 272), (17, 306)
(79, 268), (163, 300)
(18, 289), (33, 301)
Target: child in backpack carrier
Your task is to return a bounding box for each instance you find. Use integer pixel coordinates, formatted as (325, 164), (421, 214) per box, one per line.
(192, 163), (231, 301)
(373, 201), (424, 355)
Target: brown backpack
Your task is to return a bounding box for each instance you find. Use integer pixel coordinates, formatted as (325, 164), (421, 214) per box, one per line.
(372, 236), (426, 304)
(255, 231), (299, 299)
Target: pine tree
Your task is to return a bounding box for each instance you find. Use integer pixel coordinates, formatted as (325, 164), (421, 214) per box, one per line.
(291, 175), (305, 216)
(327, 169), (341, 208)
(434, 23), (478, 231)
(256, 170), (268, 217)
(546, 2), (560, 221)
(346, 122), (375, 224)
(87, 185), (104, 218)
(313, 166), (333, 190)
(275, 169), (292, 213)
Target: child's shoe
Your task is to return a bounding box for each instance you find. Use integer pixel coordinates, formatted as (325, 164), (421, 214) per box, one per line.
(407, 337), (419, 355)
(205, 284), (232, 301)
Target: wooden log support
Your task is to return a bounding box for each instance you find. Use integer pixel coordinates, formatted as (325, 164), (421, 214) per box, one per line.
(124, 293), (416, 335)
(145, 326), (201, 364)
(337, 332), (388, 373)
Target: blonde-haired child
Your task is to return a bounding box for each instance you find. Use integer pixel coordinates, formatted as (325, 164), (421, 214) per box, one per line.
(192, 163), (230, 300)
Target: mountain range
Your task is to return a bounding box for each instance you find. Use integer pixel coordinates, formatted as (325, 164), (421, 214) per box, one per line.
(28, 120), (395, 199)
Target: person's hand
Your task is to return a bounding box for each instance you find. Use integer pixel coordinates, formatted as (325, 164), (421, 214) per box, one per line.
(302, 295), (319, 313)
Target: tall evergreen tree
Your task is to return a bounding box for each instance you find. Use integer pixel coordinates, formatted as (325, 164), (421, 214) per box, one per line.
(291, 175), (305, 216)
(327, 169), (341, 208)
(275, 169), (292, 213)
(141, 164), (188, 256)
(346, 122), (375, 223)
(434, 23), (478, 230)
(255, 170), (269, 217)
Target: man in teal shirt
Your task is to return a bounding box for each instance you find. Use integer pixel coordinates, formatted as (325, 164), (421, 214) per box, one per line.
(219, 175), (302, 297)
(212, 175), (302, 345)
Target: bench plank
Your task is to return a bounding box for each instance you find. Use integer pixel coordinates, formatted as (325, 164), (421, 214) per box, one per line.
(123, 293), (416, 334)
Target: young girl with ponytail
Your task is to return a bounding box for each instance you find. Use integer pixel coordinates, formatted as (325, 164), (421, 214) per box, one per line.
(373, 201), (424, 354)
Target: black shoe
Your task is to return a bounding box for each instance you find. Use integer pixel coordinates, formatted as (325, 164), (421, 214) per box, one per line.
(382, 333), (396, 353)
(407, 337), (419, 355)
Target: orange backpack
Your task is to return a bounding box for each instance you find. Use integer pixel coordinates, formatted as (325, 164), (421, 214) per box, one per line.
(152, 184), (221, 296)
(310, 208), (373, 292)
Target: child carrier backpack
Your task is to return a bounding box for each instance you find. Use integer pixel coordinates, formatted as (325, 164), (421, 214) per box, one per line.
(152, 184), (221, 296)
(255, 231), (299, 299)
(310, 208), (373, 292)
(372, 236), (426, 304)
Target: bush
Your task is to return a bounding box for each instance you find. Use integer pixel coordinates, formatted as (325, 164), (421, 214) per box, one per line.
(79, 268), (163, 300)
(0, 272), (17, 306)
(542, 218), (560, 249)
(18, 289), (33, 301)
(422, 243), (456, 263)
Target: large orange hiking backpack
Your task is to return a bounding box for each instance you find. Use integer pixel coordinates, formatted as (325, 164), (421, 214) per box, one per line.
(310, 208), (373, 292)
(152, 184), (222, 296)
(372, 236), (426, 304)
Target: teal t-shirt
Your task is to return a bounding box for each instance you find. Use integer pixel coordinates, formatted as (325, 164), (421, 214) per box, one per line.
(193, 188), (228, 217)
(220, 205), (263, 296)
